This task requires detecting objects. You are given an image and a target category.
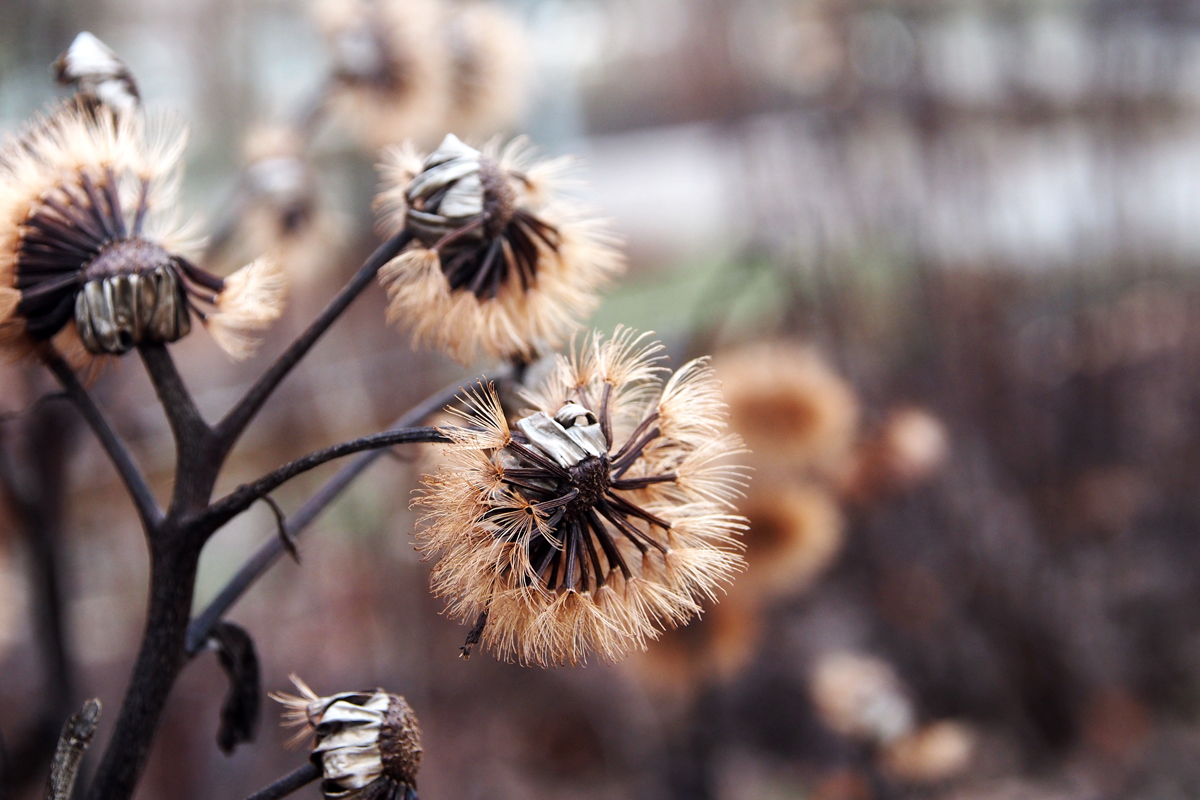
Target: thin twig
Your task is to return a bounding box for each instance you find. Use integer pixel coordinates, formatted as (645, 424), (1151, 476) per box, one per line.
(40, 348), (163, 530)
(214, 229), (413, 456)
(44, 699), (101, 800)
(244, 762), (320, 800)
(185, 373), (487, 654)
(196, 427), (448, 533)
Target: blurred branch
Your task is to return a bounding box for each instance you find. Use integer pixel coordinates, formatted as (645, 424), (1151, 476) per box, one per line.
(40, 347), (163, 530)
(44, 699), (100, 800)
(243, 763), (320, 800)
(185, 372), (489, 654)
(213, 229), (414, 457)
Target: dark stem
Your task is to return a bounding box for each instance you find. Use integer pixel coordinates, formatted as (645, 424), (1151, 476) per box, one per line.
(40, 347), (163, 530)
(244, 762), (320, 800)
(214, 229), (413, 457)
(196, 426), (449, 533)
(185, 373), (490, 654)
(85, 542), (201, 800)
(138, 343), (219, 516)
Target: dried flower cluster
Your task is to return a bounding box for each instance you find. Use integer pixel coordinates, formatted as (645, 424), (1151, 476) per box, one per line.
(314, 0), (528, 148)
(274, 676), (422, 800)
(376, 134), (622, 363)
(0, 92), (285, 363)
(416, 328), (748, 666)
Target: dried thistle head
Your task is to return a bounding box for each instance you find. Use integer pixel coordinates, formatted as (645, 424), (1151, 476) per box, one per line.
(441, 2), (530, 138)
(738, 481), (843, 602)
(376, 135), (623, 364)
(314, 0), (449, 149)
(272, 675), (422, 800)
(53, 32), (140, 114)
(0, 99), (286, 363)
(415, 327), (749, 666)
(810, 652), (915, 745)
(714, 341), (859, 475)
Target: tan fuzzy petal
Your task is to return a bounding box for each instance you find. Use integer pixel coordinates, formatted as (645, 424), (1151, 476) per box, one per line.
(206, 256), (287, 359)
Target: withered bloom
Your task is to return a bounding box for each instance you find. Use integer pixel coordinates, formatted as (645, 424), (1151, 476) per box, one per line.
(441, 3), (529, 137)
(417, 328), (748, 666)
(376, 134), (622, 363)
(273, 675), (422, 800)
(0, 100), (285, 362)
(314, 0), (448, 149)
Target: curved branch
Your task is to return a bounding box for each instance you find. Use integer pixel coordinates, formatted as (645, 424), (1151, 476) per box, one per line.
(243, 763), (320, 800)
(196, 426), (449, 534)
(214, 229), (413, 456)
(186, 374), (488, 654)
(40, 348), (163, 530)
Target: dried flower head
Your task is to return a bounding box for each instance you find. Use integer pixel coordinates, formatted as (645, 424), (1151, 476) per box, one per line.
(882, 720), (976, 785)
(441, 3), (529, 137)
(314, 0), (449, 149)
(739, 481), (843, 601)
(0, 101), (286, 363)
(273, 675), (422, 800)
(714, 342), (859, 475)
(377, 134), (622, 363)
(416, 328), (748, 666)
(53, 32), (140, 114)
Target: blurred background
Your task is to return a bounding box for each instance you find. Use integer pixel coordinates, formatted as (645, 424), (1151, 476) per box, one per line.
(4, 0), (1200, 798)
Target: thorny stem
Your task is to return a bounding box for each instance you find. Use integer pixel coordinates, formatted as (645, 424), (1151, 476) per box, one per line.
(40, 347), (164, 530)
(196, 426), (449, 533)
(213, 229), (413, 457)
(185, 374), (497, 654)
(243, 762), (320, 800)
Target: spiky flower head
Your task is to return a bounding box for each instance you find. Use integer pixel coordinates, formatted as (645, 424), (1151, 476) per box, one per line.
(272, 675), (422, 800)
(0, 99), (286, 363)
(416, 328), (748, 666)
(376, 134), (623, 364)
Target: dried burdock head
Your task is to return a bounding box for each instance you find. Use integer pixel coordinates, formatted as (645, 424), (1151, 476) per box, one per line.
(273, 675), (422, 800)
(631, 595), (762, 692)
(376, 134), (622, 364)
(441, 2), (529, 138)
(53, 32), (141, 115)
(0, 100), (286, 362)
(416, 327), (748, 666)
(739, 481), (843, 602)
(714, 341), (859, 475)
(313, 0), (449, 149)
(810, 652), (915, 746)
(844, 407), (950, 501)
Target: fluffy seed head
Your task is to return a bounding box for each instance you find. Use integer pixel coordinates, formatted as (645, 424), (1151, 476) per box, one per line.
(441, 3), (530, 137)
(0, 100), (285, 363)
(738, 481), (843, 601)
(810, 652), (916, 745)
(377, 135), (623, 364)
(272, 675), (422, 800)
(415, 327), (748, 666)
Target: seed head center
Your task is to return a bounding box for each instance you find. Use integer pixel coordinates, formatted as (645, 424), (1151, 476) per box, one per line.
(478, 158), (516, 239)
(567, 454), (610, 515)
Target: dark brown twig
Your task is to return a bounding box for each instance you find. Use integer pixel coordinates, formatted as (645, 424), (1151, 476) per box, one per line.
(213, 229), (413, 457)
(185, 373), (489, 655)
(243, 762), (321, 800)
(40, 348), (163, 530)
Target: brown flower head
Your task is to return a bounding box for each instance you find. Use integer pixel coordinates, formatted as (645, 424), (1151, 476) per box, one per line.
(810, 652), (915, 746)
(273, 675), (422, 800)
(441, 2), (529, 137)
(314, 0), (449, 149)
(376, 134), (622, 364)
(0, 100), (285, 363)
(714, 341), (859, 475)
(416, 328), (748, 666)
(739, 481), (843, 602)
(53, 32), (140, 114)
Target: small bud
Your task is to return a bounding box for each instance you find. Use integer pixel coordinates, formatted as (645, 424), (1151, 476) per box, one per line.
(273, 675), (422, 800)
